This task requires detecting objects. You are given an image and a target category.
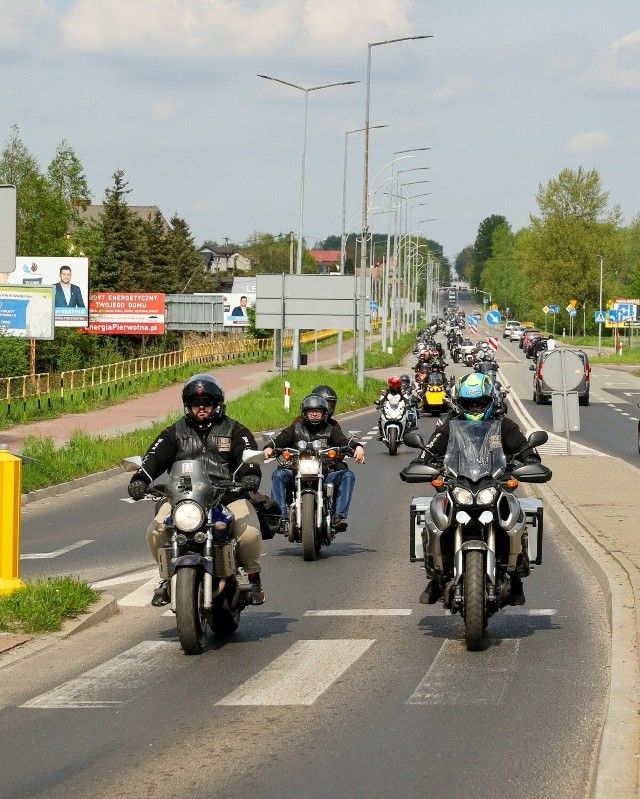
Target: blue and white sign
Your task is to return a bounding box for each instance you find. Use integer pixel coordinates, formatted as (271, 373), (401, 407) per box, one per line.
(615, 302), (634, 321)
(467, 314), (480, 325)
(595, 310), (606, 324)
(549, 304), (560, 314)
(485, 310), (502, 326)
(608, 309), (622, 324)
(369, 300), (378, 311)
(569, 308), (577, 317)
(482, 297), (488, 304)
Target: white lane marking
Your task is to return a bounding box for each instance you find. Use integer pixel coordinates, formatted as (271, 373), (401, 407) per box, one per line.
(118, 578), (160, 607)
(20, 540), (94, 560)
(92, 568), (157, 588)
(406, 638), (520, 705)
(21, 641), (184, 709)
(304, 609), (412, 616)
(216, 639), (375, 706)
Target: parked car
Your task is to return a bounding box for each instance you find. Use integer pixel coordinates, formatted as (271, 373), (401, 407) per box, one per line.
(530, 348), (590, 406)
(520, 329), (541, 351)
(509, 324), (526, 342)
(503, 320), (521, 338)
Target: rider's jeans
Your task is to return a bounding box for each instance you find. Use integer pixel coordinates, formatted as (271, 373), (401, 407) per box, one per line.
(271, 467), (355, 519)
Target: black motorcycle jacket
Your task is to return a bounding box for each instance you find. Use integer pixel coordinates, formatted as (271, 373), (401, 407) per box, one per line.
(267, 418), (359, 472)
(419, 415), (541, 465)
(131, 414), (261, 487)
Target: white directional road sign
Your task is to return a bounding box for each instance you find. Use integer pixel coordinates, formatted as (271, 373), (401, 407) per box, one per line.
(485, 310), (501, 325)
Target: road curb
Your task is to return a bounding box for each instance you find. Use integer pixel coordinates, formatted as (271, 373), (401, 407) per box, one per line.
(535, 480), (640, 798)
(0, 594), (119, 670)
(21, 467), (124, 506)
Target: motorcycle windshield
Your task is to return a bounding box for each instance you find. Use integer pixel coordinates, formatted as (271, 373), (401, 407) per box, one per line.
(443, 420), (506, 480)
(166, 459), (215, 505)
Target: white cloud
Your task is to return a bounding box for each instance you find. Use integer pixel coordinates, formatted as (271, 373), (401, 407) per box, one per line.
(565, 131), (613, 154)
(584, 27), (640, 92)
(151, 97), (183, 121)
(0, 1), (56, 49)
(430, 75), (478, 102)
(57, 0), (416, 62)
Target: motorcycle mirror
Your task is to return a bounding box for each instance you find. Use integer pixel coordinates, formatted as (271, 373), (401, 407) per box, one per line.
(242, 449), (266, 465)
(527, 430), (548, 448)
(403, 431), (425, 449)
(121, 455), (142, 472)
(511, 463), (553, 483)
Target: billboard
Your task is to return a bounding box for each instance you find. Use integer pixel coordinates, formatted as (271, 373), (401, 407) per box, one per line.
(223, 292), (255, 328)
(2, 257), (89, 327)
(0, 285), (55, 340)
(83, 293), (165, 335)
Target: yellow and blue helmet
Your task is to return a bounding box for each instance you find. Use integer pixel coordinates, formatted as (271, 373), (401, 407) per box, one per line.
(457, 373), (494, 422)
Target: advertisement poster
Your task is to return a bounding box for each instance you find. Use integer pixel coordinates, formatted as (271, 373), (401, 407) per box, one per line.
(223, 292), (255, 328)
(0, 285), (55, 340)
(2, 257), (89, 327)
(83, 293), (165, 335)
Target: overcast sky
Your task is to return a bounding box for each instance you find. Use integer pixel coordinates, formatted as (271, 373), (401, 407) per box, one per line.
(1, 0), (638, 263)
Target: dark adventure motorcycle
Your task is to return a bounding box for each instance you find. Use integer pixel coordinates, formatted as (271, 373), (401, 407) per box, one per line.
(400, 422), (551, 651)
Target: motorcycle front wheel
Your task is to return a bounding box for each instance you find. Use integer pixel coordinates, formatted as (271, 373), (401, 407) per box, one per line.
(388, 426), (398, 455)
(463, 550), (486, 651)
(175, 568), (207, 655)
(301, 492), (319, 561)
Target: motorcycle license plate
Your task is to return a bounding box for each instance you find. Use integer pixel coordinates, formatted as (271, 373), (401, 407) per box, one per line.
(299, 460), (320, 476)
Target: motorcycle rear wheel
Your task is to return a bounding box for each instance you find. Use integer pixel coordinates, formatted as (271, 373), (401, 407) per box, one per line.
(175, 568), (207, 655)
(464, 550), (486, 651)
(210, 587), (240, 637)
(388, 426), (398, 455)
(301, 492), (319, 561)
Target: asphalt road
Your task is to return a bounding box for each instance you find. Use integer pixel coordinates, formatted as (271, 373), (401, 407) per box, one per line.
(0, 395), (609, 799)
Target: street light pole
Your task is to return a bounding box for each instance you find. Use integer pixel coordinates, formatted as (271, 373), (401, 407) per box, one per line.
(258, 73), (359, 369)
(358, 35), (432, 390)
(597, 254), (604, 355)
(339, 124), (388, 365)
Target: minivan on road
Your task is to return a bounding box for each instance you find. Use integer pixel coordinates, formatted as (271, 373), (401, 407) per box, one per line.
(530, 347), (590, 406)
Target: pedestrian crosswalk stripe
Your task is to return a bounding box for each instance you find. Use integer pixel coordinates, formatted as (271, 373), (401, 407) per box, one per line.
(406, 639), (520, 705)
(215, 639), (374, 706)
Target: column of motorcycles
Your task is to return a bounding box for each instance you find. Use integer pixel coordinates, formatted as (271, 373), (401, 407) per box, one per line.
(122, 314), (549, 654)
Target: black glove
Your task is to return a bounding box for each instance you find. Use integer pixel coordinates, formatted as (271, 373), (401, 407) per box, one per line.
(524, 454), (542, 465)
(128, 479), (148, 501)
(241, 474), (261, 493)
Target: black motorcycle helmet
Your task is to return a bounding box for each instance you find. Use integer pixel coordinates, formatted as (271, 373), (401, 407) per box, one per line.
(311, 384), (338, 418)
(182, 373), (225, 429)
(300, 394), (329, 428)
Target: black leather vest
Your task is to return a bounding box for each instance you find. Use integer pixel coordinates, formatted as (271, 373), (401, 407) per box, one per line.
(292, 420), (332, 447)
(174, 416), (236, 482)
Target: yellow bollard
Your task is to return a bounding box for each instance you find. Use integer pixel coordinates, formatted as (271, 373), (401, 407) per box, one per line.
(0, 445), (26, 595)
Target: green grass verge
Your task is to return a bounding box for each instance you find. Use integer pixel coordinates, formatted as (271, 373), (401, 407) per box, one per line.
(0, 576), (100, 634)
(19, 367), (389, 494)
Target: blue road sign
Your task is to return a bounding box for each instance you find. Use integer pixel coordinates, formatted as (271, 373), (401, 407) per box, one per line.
(569, 308), (577, 317)
(549, 304), (560, 314)
(369, 300), (378, 311)
(482, 297), (489, 304)
(486, 310), (502, 326)
(616, 303), (634, 320)
(595, 311), (606, 324)
(607, 309), (622, 324)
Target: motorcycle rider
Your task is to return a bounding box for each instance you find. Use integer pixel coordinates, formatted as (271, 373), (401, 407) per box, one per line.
(263, 394), (365, 532)
(127, 373), (266, 606)
(400, 373), (420, 430)
(402, 372), (543, 606)
(375, 375), (404, 440)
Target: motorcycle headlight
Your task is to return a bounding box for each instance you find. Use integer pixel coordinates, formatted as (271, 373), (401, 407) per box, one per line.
(476, 487), (498, 506)
(299, 458), (320, 476)
(452, 487), (473, 505)
(173, 501), (205, 533)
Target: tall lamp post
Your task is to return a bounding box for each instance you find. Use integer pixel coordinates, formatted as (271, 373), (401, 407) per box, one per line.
(596, 254), (604, 355)
(358, 34), (432, 390)
(339, 124), (388, 365)
(258, 73), (359, 369)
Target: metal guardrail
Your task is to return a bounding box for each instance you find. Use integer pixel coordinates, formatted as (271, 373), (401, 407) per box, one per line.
(0, 330), (339, 414)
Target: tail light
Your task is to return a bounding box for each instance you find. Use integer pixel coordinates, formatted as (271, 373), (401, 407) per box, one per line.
(537, 362), (543, 381)
(585, 362), (590, 382)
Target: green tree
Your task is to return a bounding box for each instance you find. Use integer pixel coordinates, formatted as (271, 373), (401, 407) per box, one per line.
(0, 126), (69, 256)
(455, 245), (474, 283)
(167, 215), (212, 294)
(0, 333), (29, 377)
(472, 215), (510, 288)
(46, 139), (92, 225)
(524, 167), (622, 331)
